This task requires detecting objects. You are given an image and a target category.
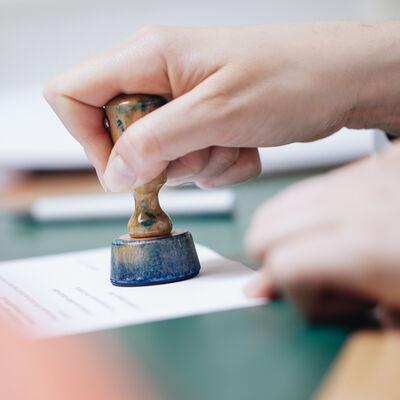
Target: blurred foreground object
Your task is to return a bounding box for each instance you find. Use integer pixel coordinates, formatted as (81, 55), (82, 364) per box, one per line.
(315, 331), (400, 400)
(0, 318), (162, 400)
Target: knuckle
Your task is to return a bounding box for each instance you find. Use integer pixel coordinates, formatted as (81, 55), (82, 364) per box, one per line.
(190, 162), (206, 176)
(198, 91), (238, 141)
(181, 151), (208, 176)
(134, 24), (171, 47)
(202, 90), (234, 117)
(138, 24), (165, 35)
(218, 147), (239, 166)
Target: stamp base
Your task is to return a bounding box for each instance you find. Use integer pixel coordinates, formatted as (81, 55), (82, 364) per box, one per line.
(110, 230), (201, 287)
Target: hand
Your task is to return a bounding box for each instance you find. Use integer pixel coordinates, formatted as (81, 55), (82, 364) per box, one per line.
(44, 23), (400, 191)
(245, 143), (400, 325)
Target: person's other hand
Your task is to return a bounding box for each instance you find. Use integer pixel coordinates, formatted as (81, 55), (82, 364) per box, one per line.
(44, 23), (400, 190)
(245, 143), (400, 326)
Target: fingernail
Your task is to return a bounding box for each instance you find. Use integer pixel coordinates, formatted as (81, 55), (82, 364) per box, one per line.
(103, 155), (136, 192)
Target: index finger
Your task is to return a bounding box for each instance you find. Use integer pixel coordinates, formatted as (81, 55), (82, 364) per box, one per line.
(43, 28), (171, 175)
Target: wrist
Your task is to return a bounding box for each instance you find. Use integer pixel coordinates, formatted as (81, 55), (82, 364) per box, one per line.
(344, 22), (400, 136)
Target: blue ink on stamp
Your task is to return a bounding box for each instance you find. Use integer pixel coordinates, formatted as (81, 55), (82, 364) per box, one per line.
(117, 119), (125, 132)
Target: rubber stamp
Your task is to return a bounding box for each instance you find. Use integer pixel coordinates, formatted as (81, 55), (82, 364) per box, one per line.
(104, 94), (201, 286)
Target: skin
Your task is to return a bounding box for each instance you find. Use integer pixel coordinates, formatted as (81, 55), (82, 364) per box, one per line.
(245, 142), (400, 325)
(45, 22), (400, 323)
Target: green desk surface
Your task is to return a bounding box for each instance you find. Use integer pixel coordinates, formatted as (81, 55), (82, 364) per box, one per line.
(0, 170), (350, 400)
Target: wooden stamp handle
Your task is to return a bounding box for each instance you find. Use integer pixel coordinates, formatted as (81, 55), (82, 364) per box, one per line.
(104, 94), (172, 238)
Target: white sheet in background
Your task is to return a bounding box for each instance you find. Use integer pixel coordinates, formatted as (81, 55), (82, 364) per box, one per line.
(0, 245), (264, 338)
(259, 128), (377, 174)
(30, 189), (235, 222)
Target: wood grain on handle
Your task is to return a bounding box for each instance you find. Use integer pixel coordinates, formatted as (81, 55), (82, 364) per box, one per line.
(104, 94), (172, 238)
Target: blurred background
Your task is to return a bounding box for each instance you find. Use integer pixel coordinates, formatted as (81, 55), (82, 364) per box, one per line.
(1, 0), (400, 256)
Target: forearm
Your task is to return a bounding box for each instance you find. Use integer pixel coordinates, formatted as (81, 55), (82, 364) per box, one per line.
(345, 21), (400, 136)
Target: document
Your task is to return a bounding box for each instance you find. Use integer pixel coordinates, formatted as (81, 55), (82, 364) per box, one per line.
(0, 245), (264, 338)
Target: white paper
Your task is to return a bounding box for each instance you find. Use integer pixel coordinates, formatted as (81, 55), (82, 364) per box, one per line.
(0, 245), (264, 338)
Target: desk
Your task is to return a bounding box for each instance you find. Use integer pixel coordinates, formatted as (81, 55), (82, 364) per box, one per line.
(0, 171), (350, 400)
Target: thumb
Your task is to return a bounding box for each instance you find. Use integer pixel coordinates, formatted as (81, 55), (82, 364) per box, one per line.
(103, 73), (229, 191)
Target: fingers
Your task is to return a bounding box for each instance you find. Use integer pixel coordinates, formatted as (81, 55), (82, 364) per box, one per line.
(166, 147), (260, 188)
(167, 148), (212, 183)
(45, 25), (232, 190)
(165, 147), (260, 189)
(44, 95), (113, 176)
(44, 26), (171, 176)
(246, 229), (342, 299)
(245, 176), (331, 259)
(245, 228), (378, 321)
(194, 147), (240, 181)
(243, 267), (282, 299)
(167, 146), (240, 185)
(243, 150), (400, 323)
(45, 25), (257, 191)
(104, 74), (237, 189)
(45, 26), (171, 107)
(196, 148), (261, 188)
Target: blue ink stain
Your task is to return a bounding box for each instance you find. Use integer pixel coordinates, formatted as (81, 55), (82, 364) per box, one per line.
(140, 220), (154, 227)
(117, 119), (125, 132)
